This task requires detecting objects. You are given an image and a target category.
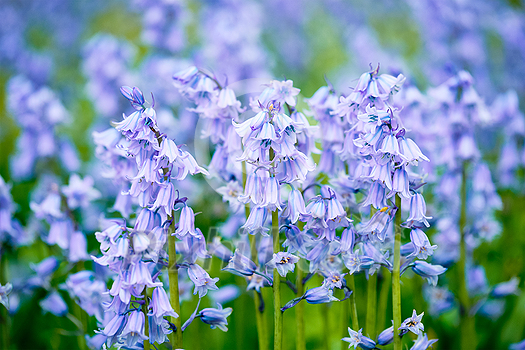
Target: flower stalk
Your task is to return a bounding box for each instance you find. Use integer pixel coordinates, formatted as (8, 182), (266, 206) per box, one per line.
(392, 194), (402, 350)
(366, 272), (378, 339)
(273, 208), (283, 350)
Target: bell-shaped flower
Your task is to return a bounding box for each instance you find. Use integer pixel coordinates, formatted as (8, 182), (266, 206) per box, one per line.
(411, 261), (447, 286)
(174, 205), (198, 238)
(283, 188), (308, 224)
(404, 193), (432, 228)
(343, 253), (375, 275)
(399, 309), (425, 336)
(121, 310), (148, 347)
(303, 286), (339, 304)
(376, 326), (394, 346)
(242, 206), (269, 235)
(198, 303), (233, 331)
(223, 250), (257, 277)
(409, 333), (438, 350)
(187, 263), (219, 298)
(392, 167), (411, 199)
(361, 182), (387, 210)
(491, 277), (520, 298)
(407, 229), (437, 260)
(398, 137), (429, 164)
(342, 327), (377, 350)
(39, 291), (68, 316)
(266, 252), (299, 277)
(148, 287), (178, 323)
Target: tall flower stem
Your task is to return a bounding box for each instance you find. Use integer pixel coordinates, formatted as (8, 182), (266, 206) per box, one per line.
(377, 268), (391, 332)
(366, 272), (378, 338)
(142, 289), (150, 350)
(347, 274), (359, 330)
(244, 159), (268, 350)
(340, 289), (349, 350)
(272, 209), (282, 350)
(458, 162), (475, 350)
(296, 267), (306, 350)
(392, 194), (402, 350)
(168, 222), (182, 349)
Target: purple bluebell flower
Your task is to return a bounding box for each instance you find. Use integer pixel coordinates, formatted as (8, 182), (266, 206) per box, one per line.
(409, 333), (438, 350)
(102, 313), (127, 347)
(376, 326), (394, 346)
(407, 229), (437, 260)
(424, 285), (455, 316)
(148, 315), (172, 345)
(61, 174), (101, 209)
(404, 193), (432, 228)
(121, 309), (148, 347)
(510, 339), (525, 350)
(69, 231), (89, 262)
(399, 309), (425, 335)
(0, 283), (12, 309)
(208, 236), (233, 261)
(412, 261), (447, 286)
(174, 205), (198, 238)
(282, 225), (312, 257)
(342, 327), (377, 349)
(358, 206), (396, 243)
(187, 263), (219, 298)
(148, 286), (178, 323)
(491, 277), (520, 298)
(303, 286), (339, 304)
(322, 271), (347, 290)
(343, 253), (375, 275)
(242, 206), (269, 236)
(198, 303), (233, 332)
(266, 252), (299, 277)
(223, 249), (257, 277)
(283, 188), (308, 224)
(40, 291), (68, 316)
(361, 182), (388, 210)
(392, 167), (411, 199)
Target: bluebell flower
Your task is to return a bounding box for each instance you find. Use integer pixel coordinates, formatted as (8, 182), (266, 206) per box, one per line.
(376, 326), (394, 346)
(404, 193), (432, 228)
(148, 315), (172, 345)
(491, 277), (520, 298)
(208, 236), (234, 262)
(266, 252), (299, 277)
(282, 225), (312, 257)
(148, 286), (178, 323)
(392, 167), (411, 199)
(121, 309), (148, 347)
(399, 309), (425, 336)
(409, 333), (438, 350)
(283, 188), (308, 224)
(0, 283), (13, 309)
(322, 271), (347, 290)
(40, 291), (68, 316)
(343, 253), (375, 275)
(61, 174), (101, 209)
(102, 313), (127, 347)
(358, 206), (396, 243)
(223, 249), (257, 276)
(424, 285), (455, 316)
(407, 229), (437, 260)
(342, 327), (377, 349)
(198, 303), (233, 332)
(412, 261), (447, 286)
(69, 230), (89, 262)
(242, 206), (269, 236)
(361, 182), (387, 210)
(467, 265), (489, 296)
(174, 205), (198, 238)
(303, 286), (339, 304)
(179, 230), (210, 263)
(187, 263), (219, 298)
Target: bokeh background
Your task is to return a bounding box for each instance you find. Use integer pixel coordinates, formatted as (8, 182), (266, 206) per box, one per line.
(1, 0), (525, 349)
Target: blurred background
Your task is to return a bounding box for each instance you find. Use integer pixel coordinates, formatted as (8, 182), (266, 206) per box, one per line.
(1, 0), (525, 349)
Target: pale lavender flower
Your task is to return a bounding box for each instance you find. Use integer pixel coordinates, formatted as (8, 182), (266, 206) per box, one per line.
(187, 263), (219, 298)
(266, 252), (299, 277)
(121, 310), (148, 347)
(399, 309), (425, 335)
(40, 291), (68, 316)
(148, 286), (178, 323)
(342, 327), (377, 350)
(0, 283), (12, 309)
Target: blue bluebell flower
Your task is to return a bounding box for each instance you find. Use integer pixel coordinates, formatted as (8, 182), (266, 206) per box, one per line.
(223, 249), (257, 276)
(409, 333), (438, 350)
(198, 303), (233, 331)
(407, 229), (437, 260)
(40, 291), (68, 316)
(491, 277), (520, 298)
(0, 283), (13, 309)
(376, 326), (394, 346)
(399, 309), (425, 336)
(148, 286), (178, 323)
(303, 286), (339, 304)
(187, 263), (220, 298)
(404, 193), (432, 228)
(121, 309), (148, 347)
(266, 252), (300, 277)
(342, 327), (377, 349)
(411, 261), (447, 286)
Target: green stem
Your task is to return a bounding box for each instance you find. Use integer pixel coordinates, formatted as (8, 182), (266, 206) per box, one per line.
(321, 302), (330, 350)
(347, 274), (359, 330)
(272, 209), (282, 350)
(296, 267), (306, 350)
(142, 289), (150, 350)
(168, 229), (183, 348)
(340, 289), (349, 350)
(458, 162), (476, 350)
(392, 195), (402, 350)
(377, 268), (391, 332)
(245, 156), (268, 350)
(366, 272), (378, 339)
